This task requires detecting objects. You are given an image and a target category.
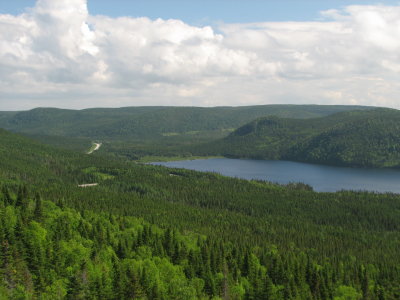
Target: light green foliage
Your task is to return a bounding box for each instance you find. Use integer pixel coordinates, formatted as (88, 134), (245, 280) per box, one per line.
(82, 167), (114, 180)
(0, 126), (399, 299)
(4, 206), (17, 237)
(334, 285), (362, 300)
(0, 194), (206, 299)
(42, 279), (68, 300)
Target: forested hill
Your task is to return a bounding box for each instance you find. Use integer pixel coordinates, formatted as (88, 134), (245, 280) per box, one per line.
(0, 105), (373, 140)
(1, 128), (400, 298)
(198, 108), (400, 168)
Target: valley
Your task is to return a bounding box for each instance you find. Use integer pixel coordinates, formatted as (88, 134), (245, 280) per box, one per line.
(0, 105), (400, 299)
(2, 0), (400, 298)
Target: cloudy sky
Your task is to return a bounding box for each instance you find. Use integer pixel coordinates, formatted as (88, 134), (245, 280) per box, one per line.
(1, 0), (400, 110)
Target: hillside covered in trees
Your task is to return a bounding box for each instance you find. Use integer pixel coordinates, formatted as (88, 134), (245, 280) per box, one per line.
(0, 128), (400, 298)
(0, 105), (378, 162)
(197, 108), (400, 168)
(0, 105), (372, 141)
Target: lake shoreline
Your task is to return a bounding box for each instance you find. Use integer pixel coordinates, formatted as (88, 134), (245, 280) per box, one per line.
(151, 157), (400, 194)
(138, 155), (223, 163)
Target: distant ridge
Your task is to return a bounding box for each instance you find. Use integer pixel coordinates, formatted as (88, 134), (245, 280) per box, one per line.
(197, 108), (400, 168)
(0, 105), (374, 140)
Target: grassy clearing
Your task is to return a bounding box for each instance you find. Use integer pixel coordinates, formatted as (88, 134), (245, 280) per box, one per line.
(82, 166), (114, 180)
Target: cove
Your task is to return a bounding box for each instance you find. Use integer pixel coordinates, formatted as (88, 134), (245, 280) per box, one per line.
(152, 158), (400, 193)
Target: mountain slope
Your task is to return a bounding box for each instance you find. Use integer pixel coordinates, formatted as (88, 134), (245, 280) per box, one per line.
(1, 128), (400, 298)
(0, 105), (373, 140)
(200, 108), (400, 167)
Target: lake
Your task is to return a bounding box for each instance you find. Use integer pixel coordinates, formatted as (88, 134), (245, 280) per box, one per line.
(152, 158), (400, 193)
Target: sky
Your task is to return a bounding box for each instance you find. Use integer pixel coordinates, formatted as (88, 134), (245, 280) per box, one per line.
(1, 0), (400, 110)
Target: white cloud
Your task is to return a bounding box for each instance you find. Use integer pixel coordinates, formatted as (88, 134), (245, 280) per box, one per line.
(1, 0), (400, 110)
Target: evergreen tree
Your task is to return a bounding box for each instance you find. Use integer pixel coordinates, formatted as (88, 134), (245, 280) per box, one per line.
(33, 193), (43, 222)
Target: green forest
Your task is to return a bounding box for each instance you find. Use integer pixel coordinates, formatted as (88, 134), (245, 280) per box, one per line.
(197, 108), (400, 168)
(0, 126), (399, 299)
(0, 104), (379, 165)
(0, 105), (371, 141)
(5, 105), (400, 169)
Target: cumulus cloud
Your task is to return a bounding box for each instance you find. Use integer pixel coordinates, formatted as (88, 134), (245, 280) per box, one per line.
(1, 0), (400, 109)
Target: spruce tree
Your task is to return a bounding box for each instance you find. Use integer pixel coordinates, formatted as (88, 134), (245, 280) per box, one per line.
(33, 193), (43, 222)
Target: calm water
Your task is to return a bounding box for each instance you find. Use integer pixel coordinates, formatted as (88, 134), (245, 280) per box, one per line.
(153, 158), (400, 193)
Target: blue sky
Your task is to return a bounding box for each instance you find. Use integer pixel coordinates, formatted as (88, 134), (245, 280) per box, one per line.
(2, 0), (400, 24)
(1, 0), (400, 110)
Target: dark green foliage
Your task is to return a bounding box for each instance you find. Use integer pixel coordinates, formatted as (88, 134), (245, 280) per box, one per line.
(0, 105), (371, 141)
(0, 127), (399, 298)
(199, 108), (400, 167)
(33, 193), (43, 222)
(25, 134), (93, 153)
(0, 104), (374, 160)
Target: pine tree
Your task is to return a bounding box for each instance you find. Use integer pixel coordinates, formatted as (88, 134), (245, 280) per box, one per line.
(129, 270), (146, 299)
(2, 186), (13, 206)
(361, 268), (370, 300)
(263, 275), (276, 300)
(33, 193), (43, 222)
(15, 186), (28, 207)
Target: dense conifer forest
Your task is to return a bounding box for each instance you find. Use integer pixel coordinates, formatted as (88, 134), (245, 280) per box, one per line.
(0, 128), (400, 299)
(0, 105), (371, 141)
(198, 109), (400, 168)
(5, 105), (400, 169)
